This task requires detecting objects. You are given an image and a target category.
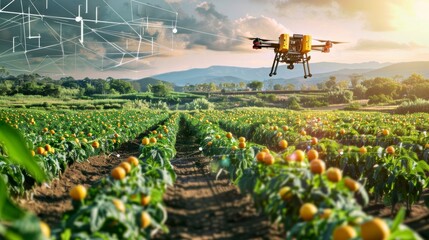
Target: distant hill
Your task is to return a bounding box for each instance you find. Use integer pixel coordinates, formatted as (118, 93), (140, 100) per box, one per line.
(264, 68), (373, 87)
(152, 62), (392, 86)
(150, 61), (429, 87)
(365, 61), (429, 78)
(179, 76), (247, 85)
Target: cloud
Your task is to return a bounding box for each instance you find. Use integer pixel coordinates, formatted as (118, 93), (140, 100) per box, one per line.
(177, 2), (238, 51)
(176, 2), (290, 52)
(235, 15), (291, 40)
(251, 0), (413, 32)
(350, 39), (424, 51)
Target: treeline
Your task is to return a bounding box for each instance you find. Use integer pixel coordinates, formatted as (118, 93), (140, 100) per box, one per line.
(356, 74), (429, 103)
(0, 71), (135, 97)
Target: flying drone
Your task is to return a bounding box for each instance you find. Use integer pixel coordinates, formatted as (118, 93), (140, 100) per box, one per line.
(248, 34), (344, 78)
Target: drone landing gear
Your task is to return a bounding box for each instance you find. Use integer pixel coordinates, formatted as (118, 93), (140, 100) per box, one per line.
(302, 53), (312, 79)
(269, 52), (281, 77)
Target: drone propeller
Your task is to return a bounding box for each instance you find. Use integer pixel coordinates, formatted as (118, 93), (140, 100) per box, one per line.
(244, 36), (276, 42)
(314, 39), (347, 44)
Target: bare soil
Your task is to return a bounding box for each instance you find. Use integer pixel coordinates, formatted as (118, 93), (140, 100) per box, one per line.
(155, 128), (284, 240)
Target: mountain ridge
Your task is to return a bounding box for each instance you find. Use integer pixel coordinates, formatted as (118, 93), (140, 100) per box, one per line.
(145, 61), (429, 87)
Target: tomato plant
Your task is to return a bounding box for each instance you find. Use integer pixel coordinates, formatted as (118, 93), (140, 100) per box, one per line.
(184, 109), (425, 239)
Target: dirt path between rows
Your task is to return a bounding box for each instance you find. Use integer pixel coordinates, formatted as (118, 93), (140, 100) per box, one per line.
(156, 126), (283, 240)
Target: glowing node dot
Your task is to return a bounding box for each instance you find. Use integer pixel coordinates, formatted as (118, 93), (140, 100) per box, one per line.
(172, 28), (177, 34)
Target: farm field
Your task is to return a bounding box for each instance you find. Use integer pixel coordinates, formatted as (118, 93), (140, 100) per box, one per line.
(1, 107), (429, 239)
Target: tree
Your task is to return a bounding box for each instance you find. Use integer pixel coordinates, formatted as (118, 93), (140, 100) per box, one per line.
(93, 79), (110, 95)
(150, 83), (172, 97)
(208, 82), (217, 92)
(353, 84), (367, 99)
(0, 81), (12, 95)
(349, 74), (363, 88)
(42, 83), (61, 97)
(61, 80), (79, 89)
(110, 79), (135, 94)
(316, 82), (325, 90)
(247, 81), (263, 91)
(60, 76), (75, 81)
(273, 84), (283, 90)
(83, 83), (96, 95)
(337, 80), (350, 89)
(401, 74), (429, 99)
(239, 82), (246, 89)
(325, 76), (337, 90)
(19, 81), (40, 95)
(41, 76), (53, 82)
(285, 83), (295, 91)
(362, 77), (402, 98)
(0, 66), (9, 79)
(402, 73), (427, 86)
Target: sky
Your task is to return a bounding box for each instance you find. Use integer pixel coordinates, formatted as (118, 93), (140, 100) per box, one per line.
(0, 0), (428, 79)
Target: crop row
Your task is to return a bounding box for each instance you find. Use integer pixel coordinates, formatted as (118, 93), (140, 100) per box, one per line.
(52, 113), (180, 239)
(0, 109), (169, 195)
(203, 109), (429, 212)
(183, 111), (422, 239)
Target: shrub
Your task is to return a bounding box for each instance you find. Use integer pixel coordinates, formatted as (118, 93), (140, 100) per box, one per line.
(149, 101), (169, 110)
(344, 102), (361, 110)
(131, 100), (149, 109)
(256, 93), (277, 102)
(368, 94), (393, 105)
(12, 104), (26, 108)
(300, 96), (328, 108)
(326, 90), (353, 104)
(42, 102), (51, 108)
(185, 98), (214, 110)
(84, 104), (96, 110)
(286, 95), (302, 110)
(248, 96), (265, 107)
(395, 99), (429, 114)
(110, 103), (122, 109)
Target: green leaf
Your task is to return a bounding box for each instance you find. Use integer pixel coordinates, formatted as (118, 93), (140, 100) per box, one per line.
(0, 177), (25, 221)
(391, 208), (406, 232)
(388, 228), (422, 240)
(60, 228), (72, 240)
(0, 122), (46, 182)
(1, 213), (44, 240)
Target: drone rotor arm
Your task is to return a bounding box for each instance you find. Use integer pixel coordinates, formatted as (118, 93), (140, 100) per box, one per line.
(259, 38), (276, 42)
